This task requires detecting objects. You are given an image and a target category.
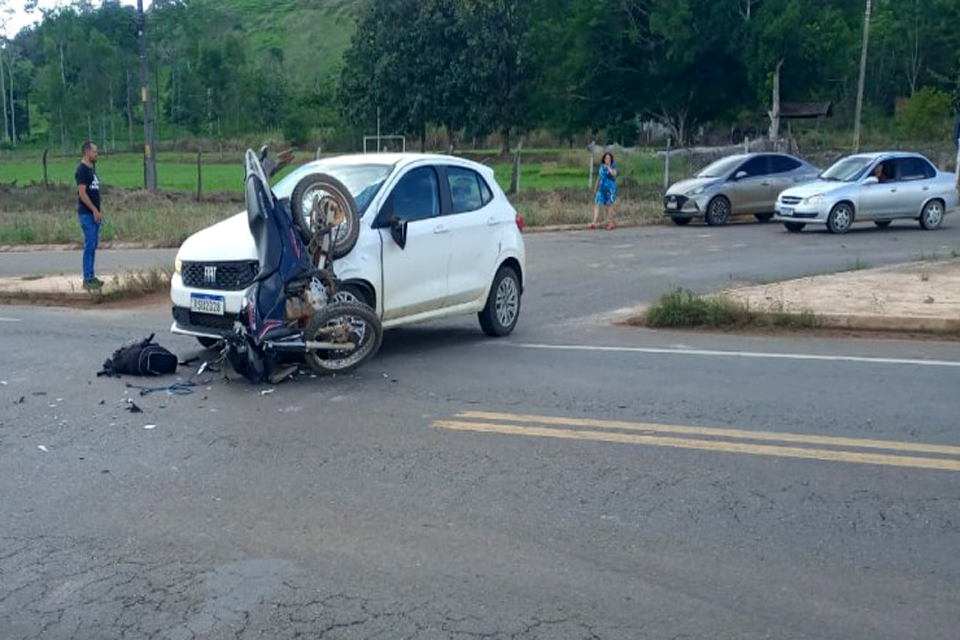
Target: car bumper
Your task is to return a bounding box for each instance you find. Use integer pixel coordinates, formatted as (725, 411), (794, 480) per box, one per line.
(170, 272), (248, 338)
(663, 194), (707, 217)
(774, 202), (828, 223)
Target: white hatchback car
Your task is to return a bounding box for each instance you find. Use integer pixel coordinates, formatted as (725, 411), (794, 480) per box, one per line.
(171, 154), (526, 346)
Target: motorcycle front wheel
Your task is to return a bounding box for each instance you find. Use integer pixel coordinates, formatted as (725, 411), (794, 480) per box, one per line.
(303, 302), (383, 375)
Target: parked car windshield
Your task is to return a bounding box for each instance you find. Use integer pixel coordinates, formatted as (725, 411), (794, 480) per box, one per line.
(697, 156), (745, 178)
(275, 162), (394, 215)
(820, 156), (874, 182)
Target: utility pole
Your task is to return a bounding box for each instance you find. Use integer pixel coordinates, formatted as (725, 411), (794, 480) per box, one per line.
(138, 0), (157, 192)
(852, 0), (872, 153)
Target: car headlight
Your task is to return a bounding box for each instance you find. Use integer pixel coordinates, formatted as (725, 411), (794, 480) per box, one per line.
(687, 184), (712, 196)
(804, 194), (825, 205)
(174, 257), (182, 275)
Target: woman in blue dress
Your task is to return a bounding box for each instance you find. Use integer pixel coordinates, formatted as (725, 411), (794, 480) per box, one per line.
(590, 152), (618, 230)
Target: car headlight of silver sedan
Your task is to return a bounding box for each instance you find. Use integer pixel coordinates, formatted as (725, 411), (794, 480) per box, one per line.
(687, 184), (713, 196)
(803, 194), (825, 205)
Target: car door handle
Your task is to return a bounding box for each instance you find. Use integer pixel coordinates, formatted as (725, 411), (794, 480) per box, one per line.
(433, 224), (449, 234)
(486, 217), (499, 226)
(761, 181), (770, 186)
(923, 186), (929, 191)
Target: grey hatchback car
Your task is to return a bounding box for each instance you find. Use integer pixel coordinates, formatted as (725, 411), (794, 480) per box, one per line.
(664, 152), (820, 226)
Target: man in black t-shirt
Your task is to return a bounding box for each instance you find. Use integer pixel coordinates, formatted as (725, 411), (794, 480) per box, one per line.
(76, 141), (102, 290)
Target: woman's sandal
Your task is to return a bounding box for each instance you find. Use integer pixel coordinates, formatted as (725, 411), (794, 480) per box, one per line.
(588, 222), (598, 230)
(605, 221), (615, 230)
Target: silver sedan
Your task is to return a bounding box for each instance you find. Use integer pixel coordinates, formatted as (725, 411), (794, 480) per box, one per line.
(774, 152), (959, 234)
(664, 152), (820, 226)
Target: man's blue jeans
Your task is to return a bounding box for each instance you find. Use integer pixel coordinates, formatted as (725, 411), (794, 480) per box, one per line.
(78, 213), (100, 280)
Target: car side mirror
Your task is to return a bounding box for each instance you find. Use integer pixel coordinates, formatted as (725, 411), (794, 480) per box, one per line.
(862, 176), (879, 185)
(389, 216), (408, 250)
(734, 171), (748, 181)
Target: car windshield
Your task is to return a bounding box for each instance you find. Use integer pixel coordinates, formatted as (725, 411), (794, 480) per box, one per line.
(697, 156), (744, 178)
(274, 162), (394, 215)
(820, 156), (874, 182)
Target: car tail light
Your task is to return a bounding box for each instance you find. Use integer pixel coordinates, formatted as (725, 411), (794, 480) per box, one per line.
(515, 211), (525, 232)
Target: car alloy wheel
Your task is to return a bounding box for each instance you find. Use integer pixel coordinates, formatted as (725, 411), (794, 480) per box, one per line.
(705, 196), (731, 226)
(495, 276), (519, 328)
(827, 203), (853, 234)
(919, 200), (943, 230)
(479, 266), (521, 337)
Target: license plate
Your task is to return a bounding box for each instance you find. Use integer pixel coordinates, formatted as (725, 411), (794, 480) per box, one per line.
(779, 207), (794, 217)
(666, 200), (678, 210)
(190, 293), (225, 315)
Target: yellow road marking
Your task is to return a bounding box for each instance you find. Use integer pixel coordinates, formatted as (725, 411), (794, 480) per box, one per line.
(434, 420), (960, 472)
(457, 411), (960, 457)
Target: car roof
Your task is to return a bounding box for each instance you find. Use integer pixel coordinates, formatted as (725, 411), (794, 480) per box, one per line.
(295, 152), (494, 177)
(845, 151), (931, 162)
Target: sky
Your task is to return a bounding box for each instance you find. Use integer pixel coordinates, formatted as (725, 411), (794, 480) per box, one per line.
(3, 0), (153, 38)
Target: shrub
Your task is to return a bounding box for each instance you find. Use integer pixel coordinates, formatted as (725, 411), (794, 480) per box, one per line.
(895, 87), (953, 141)
(282, 109), (313, 148)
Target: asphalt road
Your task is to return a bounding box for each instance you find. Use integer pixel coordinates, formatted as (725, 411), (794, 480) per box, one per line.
(2, 221), (960, 639)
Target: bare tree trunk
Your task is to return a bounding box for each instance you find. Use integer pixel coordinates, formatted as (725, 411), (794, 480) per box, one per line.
(853, 0), (873, 152)
(508, 137), (523, 194)
(59, 104), (67, 153)
(0, 51), (8, 144)
(87, 112), (93, 142)
(100, 112), (107, 153)
(7, 55), (15, 146)
(768, 59), (784, 142)
(126, 70), (134, 150)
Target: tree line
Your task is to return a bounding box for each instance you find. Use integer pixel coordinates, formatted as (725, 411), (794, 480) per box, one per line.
(1, 0), (958, 155)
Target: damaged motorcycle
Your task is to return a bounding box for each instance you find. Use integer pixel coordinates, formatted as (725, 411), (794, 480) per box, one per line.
(224, 148), (383, 383)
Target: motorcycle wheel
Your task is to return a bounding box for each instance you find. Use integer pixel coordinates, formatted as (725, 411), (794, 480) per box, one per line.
(303, 302), (383, 375)
(290, 173), (361, 260)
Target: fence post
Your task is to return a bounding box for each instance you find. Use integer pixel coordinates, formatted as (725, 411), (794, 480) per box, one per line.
(588, 148), (595, 190)
(42, 149), (49, 189)
(664, 136), (672, 191)
(196, 148), (202, 201)
(315, 146), (322, 160)
(509, 137), (522, 195)
(744, 136), (750, 153)
(955, 138), (959, 191)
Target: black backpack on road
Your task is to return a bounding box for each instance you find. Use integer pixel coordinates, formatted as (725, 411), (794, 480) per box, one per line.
(98, 334), (178, 377)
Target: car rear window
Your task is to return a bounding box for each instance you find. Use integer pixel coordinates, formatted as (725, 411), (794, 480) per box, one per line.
(771, 155), (801, 173)
(897, 157), (935, 181)
(447, 167), (492, 214)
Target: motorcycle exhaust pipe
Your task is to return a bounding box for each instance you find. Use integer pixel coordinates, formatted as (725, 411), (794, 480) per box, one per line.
(264, 339), (357, 353)
(306, 340), (356, 351)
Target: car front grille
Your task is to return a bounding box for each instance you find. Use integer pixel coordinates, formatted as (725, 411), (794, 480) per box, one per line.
(181, 260), (259, 290)
(664, 194), (689, 208)
(172, 306), (237, 332)
(780, 196), (803, 205)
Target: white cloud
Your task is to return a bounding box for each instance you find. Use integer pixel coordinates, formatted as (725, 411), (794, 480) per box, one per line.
(3, 1), (153, 39)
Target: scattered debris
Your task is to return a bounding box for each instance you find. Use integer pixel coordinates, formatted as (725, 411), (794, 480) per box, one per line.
(14, 396), (25, 404)
(125, 399), (143, 414)
(260, 388), (275, 396)
(37, 445), (49, 453)
(31, 392), (47, 397)
(0, 380), (7, 385)
(143, 424), (157, 430)
(279, 406), (304, 413)
(98, 400), (105, 405)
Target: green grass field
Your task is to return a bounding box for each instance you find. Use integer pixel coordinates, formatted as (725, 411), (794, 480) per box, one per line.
(1, 147), (692, 196)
